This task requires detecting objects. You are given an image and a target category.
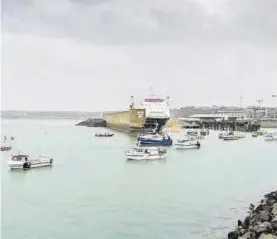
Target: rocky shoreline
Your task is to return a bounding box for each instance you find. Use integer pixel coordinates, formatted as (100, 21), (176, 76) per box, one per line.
(75, 118), (107, 127)
(228, 190), (277, 239)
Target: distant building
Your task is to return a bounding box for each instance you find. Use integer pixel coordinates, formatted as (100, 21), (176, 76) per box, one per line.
(189, 110), (247, 121)
(216, 110), (246, 119)
(246, 107), (277, 119)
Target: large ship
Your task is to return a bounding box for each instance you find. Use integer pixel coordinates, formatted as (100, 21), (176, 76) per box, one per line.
(103, 95), (171, 133)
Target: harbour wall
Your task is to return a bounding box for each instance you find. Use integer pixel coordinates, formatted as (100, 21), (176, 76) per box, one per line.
(103, 109), (146, 133)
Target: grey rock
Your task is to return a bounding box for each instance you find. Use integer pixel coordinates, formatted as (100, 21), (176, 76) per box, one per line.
(272, 204), (277, 216)
(256, 204), (265, 213)
(241, 232), (250, 238)
(258, 233), (277, 239)
(258, 211), (271, 222)
(252, 222), (271, 235)
(272, 219), (277, 231)
(244, 217), (251, 228)
(228, 190), (277, 238)
(75, 118), (107, 127)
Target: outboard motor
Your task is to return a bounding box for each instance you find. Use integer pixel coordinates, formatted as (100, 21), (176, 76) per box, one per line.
(23, 162), (31, 169)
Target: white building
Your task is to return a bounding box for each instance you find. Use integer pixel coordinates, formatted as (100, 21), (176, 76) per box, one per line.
(216, 111), (246, 119)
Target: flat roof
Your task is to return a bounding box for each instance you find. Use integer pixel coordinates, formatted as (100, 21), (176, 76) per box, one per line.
(190, 114), (223, 118)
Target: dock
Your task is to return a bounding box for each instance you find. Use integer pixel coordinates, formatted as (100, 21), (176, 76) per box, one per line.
(198, 119), (260, 132)
(178, 113), (261, 132)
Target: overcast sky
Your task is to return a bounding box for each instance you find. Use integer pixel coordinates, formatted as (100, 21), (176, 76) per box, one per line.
(2, 0), (277, 111)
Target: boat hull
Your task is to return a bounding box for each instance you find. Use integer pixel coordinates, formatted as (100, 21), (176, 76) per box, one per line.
(126, 154), (166, 160)
(174, 144), (200, 150)
(138, 139), (173, 146)
(8, 158), (53, 170)
(1, 146), (12, 151)
(103, 109), (170, 134)
(223, 138), (239, 140)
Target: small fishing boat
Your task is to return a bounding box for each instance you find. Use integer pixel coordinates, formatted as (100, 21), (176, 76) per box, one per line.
(1, 136), (14, 151)
(185, 130), (204, 140)
(137, 132), (172, 146)
(257, 130), (266, 136)
(174, 139), (201, 150)
(186, 130), (198, 137)
(200, 129), (209, 136)
(124, 146), (167, 160)
(264, 133), (277, 142)
(252, 132), (258, 137)
(237, 132), (246, 139)
(95, 133), (114, 137)
(218, 132), (224, 139)
(8, 153), (53, 170)
(222, 132), (239, 140)
(1, 143), (12, 151)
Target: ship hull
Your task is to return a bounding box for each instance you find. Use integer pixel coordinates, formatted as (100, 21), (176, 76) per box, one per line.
(138, 138), (172, 146)
(103, 109), (170, 133)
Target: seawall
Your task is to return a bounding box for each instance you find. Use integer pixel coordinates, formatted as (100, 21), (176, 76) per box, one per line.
(228, 190), (277, 239)
(103, 109), (146, 133)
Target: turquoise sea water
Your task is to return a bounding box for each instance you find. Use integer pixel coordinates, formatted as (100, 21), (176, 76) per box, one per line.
(1, 119), (277, 239)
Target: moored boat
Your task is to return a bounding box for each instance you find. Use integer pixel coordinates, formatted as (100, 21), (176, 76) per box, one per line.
(185, 130), (203, 140)
(257, 129), (266, 136)
(222, 131), (239, 140)
(264, 133), (277, 142)
(137, 132), (172, 146)
(1, 136), (14, 151)
(200, 129), (209, 136)
(174, 139), (201, 150)
(124, 146), (167, 160)
(1, 143), (12, 151)
(95, 133), (114, 137)
(8, 153), (53, 170)
(218, 132), (224, 139)
(252, 132), (258, 137)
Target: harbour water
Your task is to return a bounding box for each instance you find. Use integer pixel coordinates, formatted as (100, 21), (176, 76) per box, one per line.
(1, 119), (277, 239)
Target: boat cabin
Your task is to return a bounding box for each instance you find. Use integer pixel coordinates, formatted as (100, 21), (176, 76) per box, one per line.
(12, 154), (29, 161)
(131, 146), (166, 154)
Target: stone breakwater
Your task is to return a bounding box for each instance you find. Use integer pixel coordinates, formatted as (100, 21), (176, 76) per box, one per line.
(75, 118), (107, 127)
(228, 190), (277, 239)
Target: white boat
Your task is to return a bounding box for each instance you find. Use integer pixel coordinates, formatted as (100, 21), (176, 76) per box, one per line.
(252, 132), (258, 137)
(184, 130), (203, 140)
(124, 146), (167, 160)
(264, 133), (277, 142)
(8, 153), (53, 169)
(222, 131), (239, 140)
(223, 135), (239, 140)
(185, 130), (199, 137)
(174, 139), (201, 150)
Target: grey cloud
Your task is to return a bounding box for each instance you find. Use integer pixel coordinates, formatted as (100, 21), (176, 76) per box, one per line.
(216, 0), (277, 45)
(4, 0), (276, 45)
(1, 0), (277, 111)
